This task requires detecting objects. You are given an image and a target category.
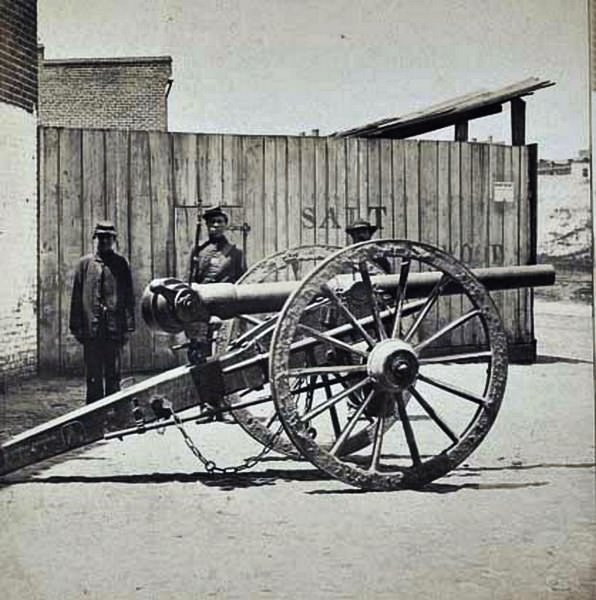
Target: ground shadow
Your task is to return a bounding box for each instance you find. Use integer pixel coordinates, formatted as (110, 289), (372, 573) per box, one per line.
(1, 460), (591, 493)
(535, 354), (592, 365)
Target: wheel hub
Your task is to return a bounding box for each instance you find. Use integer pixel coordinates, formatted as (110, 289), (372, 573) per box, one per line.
(367, 339), (419, 391)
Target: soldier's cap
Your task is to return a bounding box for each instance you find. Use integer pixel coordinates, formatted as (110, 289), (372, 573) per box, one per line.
(345, 220), (378, 235)
(93, 221), (117, 238)
(202, 206), (229, 223)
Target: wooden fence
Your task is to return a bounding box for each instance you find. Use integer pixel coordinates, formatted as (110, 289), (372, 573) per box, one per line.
(39, 127), (535, 373)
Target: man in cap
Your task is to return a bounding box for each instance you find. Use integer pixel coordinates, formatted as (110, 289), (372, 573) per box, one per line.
(191, 206), (246, 284)
(69, 221), (135, 403)
(345, 219), (391, 273)
(190, 207), (246, 422)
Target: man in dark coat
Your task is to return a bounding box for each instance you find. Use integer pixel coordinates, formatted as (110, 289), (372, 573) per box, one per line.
(192, 206), (246, 284)
(70, 221), (135, 403)
(345, 219), (392, 273)
(190, 206), (246, 422)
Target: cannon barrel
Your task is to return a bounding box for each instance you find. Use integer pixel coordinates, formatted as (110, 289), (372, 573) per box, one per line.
(142, 264), (555, 334)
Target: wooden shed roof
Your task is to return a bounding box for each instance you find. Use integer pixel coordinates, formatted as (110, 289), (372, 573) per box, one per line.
(332, 77), (555, 139)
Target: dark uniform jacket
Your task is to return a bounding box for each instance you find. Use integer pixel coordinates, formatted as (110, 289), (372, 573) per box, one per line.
(194, 241), (246, 284)
(69, 251), (135, 343)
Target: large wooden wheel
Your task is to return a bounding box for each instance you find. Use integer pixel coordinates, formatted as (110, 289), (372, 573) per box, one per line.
(269, 240), (508, 490)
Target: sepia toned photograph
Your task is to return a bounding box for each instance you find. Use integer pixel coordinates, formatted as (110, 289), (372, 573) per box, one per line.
(1, 1), (593, 597)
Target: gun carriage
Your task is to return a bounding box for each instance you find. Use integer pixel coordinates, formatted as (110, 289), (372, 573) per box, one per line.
(0, 240), (555, 490)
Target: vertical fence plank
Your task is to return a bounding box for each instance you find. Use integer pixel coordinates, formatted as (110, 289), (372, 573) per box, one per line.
(503, 146), (519, 344)
(472, 143), (490, 346)
(205, 134), (223, 208)
(287, 137), (301, 249)
(334, 138), (347, 246)
(392, 140), (406, 238)
(172, 132), (199, 282)
(419, 141), (438, 341)
(437, 141), (451, 339)
(489, 144), (506, 344)
(149, 132), (177, 369)
(81, 130), (105, 250)
(379, 139), (393, 239)
(274, 137), (289, 252)
(59, 129), (84, 372)
(448, 142), (463, 346)
(300, 137), (315, 248)
(221, 135), (245, 252)
(460, 142), (474, 346)
(263, 136), (278, 257)
(196, 134), (209, 210)
(357, 139), (368, 222)
(244, 136), (264, 265)
(105, 130), (132, 371)
(367, 139), (381, 233)
(345, 138), (360, 241)
(39, 128), (61, 373)
(129, 131), (153, 371)
(313, 137), (328, 246)
(326, 137), (338, 246)
(404, 140), (420, 242)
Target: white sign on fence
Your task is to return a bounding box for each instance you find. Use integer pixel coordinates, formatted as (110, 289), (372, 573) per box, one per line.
(493, 181), (514, 203)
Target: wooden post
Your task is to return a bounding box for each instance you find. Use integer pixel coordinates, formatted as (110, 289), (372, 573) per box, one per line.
(454, 121), (469, 142)
(511, 98), (526, 146)
(527, 144), (538, 265)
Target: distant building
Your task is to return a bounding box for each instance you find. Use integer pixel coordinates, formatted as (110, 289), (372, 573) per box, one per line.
(38, 46), (173, 131)
(537, 151), (590, 180)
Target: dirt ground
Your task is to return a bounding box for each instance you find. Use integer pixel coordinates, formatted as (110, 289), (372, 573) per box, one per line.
(0, 298), (594, 599)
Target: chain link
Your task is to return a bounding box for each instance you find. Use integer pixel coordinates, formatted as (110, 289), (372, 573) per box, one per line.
(167, 404), (285, 475)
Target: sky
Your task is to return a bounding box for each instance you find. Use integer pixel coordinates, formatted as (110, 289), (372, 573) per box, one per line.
(38, 0), (590, 159)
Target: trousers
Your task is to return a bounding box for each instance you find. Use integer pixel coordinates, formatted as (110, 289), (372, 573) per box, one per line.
(83, 339), (123, 403)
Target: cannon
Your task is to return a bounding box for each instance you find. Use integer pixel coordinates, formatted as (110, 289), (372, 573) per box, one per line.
(0, 240), (555, 490)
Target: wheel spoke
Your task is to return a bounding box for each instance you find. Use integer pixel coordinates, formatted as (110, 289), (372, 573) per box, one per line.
(330, 390), (375, 455)
(391, 257), (411, 338)
(368, 413), (386, 472)
(237, 314), (264, 326)
(415, 309), (481, 352)
(408, 385), (459, 444)
(419, 350), (492, 364)
(288, 364), (367, 377)
(297, 323), (369, 358)
(300, 377), (372, 422)
(231, 316), (278, 347)
(396, 391), (421, 466)
(359, 260), (387, 340)
(321, 283), (376, 348)
(403, 275), (449, 342)
(322, 375), (342, 438)
(417, 373), (487, 406)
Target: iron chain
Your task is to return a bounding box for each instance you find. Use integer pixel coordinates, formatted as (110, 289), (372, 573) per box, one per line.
(167, 405), (285, 475)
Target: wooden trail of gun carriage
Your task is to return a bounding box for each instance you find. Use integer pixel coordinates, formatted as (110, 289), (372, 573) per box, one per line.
(1, 78), (556, 490)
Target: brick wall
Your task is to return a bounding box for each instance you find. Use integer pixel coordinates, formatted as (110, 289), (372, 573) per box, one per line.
(0, 105), (38, 379)
(0, 0), (38, 379)
(0, 0), (37, 112)
(38, 51), (172, 130)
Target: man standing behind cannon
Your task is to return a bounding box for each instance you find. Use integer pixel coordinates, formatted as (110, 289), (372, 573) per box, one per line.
(345, 219), (392, 273)
(189, 206), (247, 422)
(69, 221), (135, 404)
(191, 206), (246, 284)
